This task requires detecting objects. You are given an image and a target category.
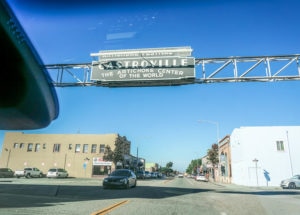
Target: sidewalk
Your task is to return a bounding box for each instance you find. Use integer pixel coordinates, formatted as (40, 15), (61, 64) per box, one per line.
(210, 180), (282, 191)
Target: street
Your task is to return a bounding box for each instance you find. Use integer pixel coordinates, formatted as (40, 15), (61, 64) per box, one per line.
(0, 177), (299, 215)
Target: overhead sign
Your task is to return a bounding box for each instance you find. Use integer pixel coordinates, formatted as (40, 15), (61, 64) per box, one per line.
(90, 47), (195, 86)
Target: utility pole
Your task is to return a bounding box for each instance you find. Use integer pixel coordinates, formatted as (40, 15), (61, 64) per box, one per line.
(286, 131), (294, 176)
(136, 147), (139, 171)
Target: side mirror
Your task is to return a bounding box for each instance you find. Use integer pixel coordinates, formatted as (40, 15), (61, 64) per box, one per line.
(0, 1), (59, 129)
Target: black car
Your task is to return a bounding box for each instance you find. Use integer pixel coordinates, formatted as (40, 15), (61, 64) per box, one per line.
(0, 168), (14, 178)
(103, 169), (137, 189)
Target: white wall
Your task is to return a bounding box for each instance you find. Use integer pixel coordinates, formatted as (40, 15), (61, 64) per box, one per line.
(231, 126), (300, 187)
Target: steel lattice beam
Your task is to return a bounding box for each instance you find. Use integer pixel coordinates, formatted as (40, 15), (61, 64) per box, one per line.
(45, 54), (300, 87)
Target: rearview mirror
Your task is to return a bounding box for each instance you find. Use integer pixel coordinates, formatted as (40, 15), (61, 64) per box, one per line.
(0, 1), (59, 129)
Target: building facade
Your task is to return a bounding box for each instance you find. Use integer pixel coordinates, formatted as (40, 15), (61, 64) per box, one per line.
(0, 132), (131, 178)
(145, 162), (159, 172)
(230, 126), (300, 187)
(218, 135), (231, 183)
(201, 155), (212, 175)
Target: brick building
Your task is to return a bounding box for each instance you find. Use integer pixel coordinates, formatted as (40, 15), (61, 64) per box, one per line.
(218, 135), (231, 183)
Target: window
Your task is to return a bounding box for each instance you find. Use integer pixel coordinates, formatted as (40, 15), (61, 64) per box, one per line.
(75, 144), (81, 153)
(83, 144), (88, 153)
(100, 144), (105, 153)
(53, 144), (61, 152)
(43, 143), (46, 149)
(69, 144), (72, 150)
(91, 144), (97, 153)
(20, 143), (24, 149)
(27, 143), (33, 152)
(35, 144), (40, 152)
(14, 143), (18, 148)
(276, 141), (284, 151)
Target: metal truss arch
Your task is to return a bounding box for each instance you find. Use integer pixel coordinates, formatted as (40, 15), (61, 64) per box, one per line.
(45, 54), (300, 87)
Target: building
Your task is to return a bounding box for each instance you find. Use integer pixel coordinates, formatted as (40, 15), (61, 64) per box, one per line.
(145, 162), (159, 172)
(230, 126), (300, 187)
(201, 155), (212, 174)
(0, 132), (131, 178)
(218, 135), (231, 183)
(202, 144), (221, 181)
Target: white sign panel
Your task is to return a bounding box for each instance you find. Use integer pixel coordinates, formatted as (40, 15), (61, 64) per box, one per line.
(93, 157), (112, 166)
(90, 47), (195, 84)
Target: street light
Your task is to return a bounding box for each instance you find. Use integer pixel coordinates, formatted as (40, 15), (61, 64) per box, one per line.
(286, 131), (294, 176)
(5, 148), (11, 168)
(253, 158), (259, 187)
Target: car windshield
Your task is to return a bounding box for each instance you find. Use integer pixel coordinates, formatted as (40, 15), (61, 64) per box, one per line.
(1, 0), (300, 214)
(111, 170), (130, 177)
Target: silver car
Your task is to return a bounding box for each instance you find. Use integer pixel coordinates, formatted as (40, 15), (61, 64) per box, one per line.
(195, 174), (208, 182)
(47, 168), (68, 178)
(280, 175), (300, 189)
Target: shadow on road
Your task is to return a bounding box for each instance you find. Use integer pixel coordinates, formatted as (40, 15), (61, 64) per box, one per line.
(0, 182), (299, 208)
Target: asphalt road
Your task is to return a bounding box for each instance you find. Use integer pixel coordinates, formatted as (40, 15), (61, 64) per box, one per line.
(0, 177), (299, 215)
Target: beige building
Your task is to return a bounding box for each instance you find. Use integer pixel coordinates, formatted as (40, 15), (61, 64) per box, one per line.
(145, 162), (159, 172)
(0, 132), (131, 178)
(201, 155), (213, 174)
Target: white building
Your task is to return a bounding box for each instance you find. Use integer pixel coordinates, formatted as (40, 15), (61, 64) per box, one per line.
(230, 126), (300, 187)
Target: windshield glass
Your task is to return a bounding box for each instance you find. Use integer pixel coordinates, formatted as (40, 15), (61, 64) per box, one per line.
(1, 1), (300, 214)
(5, 2), (300, 169)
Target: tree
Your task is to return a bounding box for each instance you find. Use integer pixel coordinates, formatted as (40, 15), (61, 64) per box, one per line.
(207, 143), (219, 179)
(166, 161), (173, 169)
(114, 135), (131, 164)
(103, 135), (131, 167)
(103, 145), (113, 161)
(207, 143), (219, 166)
(160, 161), (174, 176)
(186, 159), (202, 174)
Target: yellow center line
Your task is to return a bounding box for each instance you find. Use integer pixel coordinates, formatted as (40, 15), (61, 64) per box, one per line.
(90, 200), (129, 215)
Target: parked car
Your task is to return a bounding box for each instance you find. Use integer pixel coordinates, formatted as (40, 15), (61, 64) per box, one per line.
(195, 174), (208, 182)
(144, 171), (151, 179)
(136, 170), (146, 179)
(14, 167), (43, 178)
(103, 169), (137, 189)
(47, 168), (69, 178)
(0, 168), (14, 178)
(280, 175), (300, 189)
(151, 172), (158, 178)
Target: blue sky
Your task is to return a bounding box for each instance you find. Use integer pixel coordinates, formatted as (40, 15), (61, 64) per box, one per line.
(1, 0), (300, 172)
